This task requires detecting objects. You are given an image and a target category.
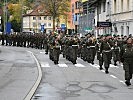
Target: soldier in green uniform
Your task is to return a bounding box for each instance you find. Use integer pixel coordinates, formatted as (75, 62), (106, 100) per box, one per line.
(100, 34), (113, 74)
(120, 37), (133, 86)
(96, 35), (104, 70)
(112, 35), (120, 66)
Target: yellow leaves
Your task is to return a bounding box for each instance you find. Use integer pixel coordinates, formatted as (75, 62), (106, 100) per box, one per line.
(8, 3), (21, 22)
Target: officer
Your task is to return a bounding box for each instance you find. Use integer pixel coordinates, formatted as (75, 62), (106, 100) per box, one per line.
(100, 34), (113, 74)
(120, 37), (133, 86)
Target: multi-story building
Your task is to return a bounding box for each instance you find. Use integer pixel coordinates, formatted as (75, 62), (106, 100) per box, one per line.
(111, 0), (133, 36)
(91, 0), (133, 36)
(23, 5), (53, 33)
(71, 0), (81, 33)
(79, 0), (95, 35)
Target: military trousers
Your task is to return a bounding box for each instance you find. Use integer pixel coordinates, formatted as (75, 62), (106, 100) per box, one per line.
(103, 51), (112, 69)
(123, 62), (133, 80)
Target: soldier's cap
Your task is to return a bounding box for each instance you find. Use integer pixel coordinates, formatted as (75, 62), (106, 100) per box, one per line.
(113, 34), (117, 37)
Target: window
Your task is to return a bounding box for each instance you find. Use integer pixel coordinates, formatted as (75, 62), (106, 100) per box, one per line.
(107, 2), (110, 15)
(103, 2), (106, 12)
(44, 16), (47, 20)
(114, 0), (116, 13)
(98, 4), (101, 14)
(44, 23), (47, 27)
(33, 22), (36, 27)
(38, 23), (41, 26)
(33, 17), (36, 20)
(121, 26), (124, 36)
(75, 1), (79, 9)
(48, 17), (52, 20)
(126, 26), (129, 36)
(127, 0), (129, 11)
(38, 17), (41, 20)
(121, 0), (123, 12)
(72, 4), (74, 13)
(48, 23), (52, 27)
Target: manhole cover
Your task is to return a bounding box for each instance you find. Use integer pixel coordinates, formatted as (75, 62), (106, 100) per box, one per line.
(87, 84), (116, 93)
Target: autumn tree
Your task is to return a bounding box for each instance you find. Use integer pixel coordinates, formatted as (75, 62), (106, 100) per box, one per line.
(41, 0), (70, 31)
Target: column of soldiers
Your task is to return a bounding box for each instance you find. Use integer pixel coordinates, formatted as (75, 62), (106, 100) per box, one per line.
(0, 32), (133, 86)
(0, 33), (48, 49)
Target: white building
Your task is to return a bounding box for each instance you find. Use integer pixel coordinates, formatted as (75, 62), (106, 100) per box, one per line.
(93, 0), (133, 36)
(23, 5), (53, 33)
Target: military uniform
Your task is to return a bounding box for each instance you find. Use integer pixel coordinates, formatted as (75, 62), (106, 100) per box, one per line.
(100, 35), (112, 74)
(120, 43), (133, 86)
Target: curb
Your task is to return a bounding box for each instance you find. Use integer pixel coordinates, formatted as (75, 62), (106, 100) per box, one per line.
(24, 51), (42, 100)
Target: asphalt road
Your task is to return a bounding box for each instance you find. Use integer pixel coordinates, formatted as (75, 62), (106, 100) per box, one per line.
(0, 46), (38, 100)
(0, 46), (133, 100)
(31, 49), (133, 100)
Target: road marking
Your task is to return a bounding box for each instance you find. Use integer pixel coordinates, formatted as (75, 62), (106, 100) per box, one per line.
(89, 63), (125, 85)
(40, 52), (45, 54)
(119, 80), (125, 84)
(110, 64), (119, 68)
(110, 75), (117, 79)
(41, 62), (50, 68)
(25, 51), (42, 100)
(75, 63), (85, 67)
(58, 63), (68, 67)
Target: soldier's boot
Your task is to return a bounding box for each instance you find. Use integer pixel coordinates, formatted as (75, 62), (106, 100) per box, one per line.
(114, 61), (117, 66)
(54, 60), (58, 65)
(91, 60), (94, 65)
(99, 65), (103, 70)
(72, 60), (77, 64)
(125, 80), (131, 86)
(105, 68), (109, 74)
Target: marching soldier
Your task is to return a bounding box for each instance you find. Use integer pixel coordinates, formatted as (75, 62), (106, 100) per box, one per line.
(120, 37), (133, 86)
(100, 34), (113, 74)
(112, 35), (120, 66)
(96, 35), (104, 70)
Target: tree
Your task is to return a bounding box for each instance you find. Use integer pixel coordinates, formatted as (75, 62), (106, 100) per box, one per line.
(41, 0), (70, 31)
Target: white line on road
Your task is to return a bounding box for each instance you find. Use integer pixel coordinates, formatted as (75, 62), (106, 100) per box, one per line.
(89, 63), (125, 85)
(41, 62), (50, 68)
(58, 63), (68, 67)
(119, 80), (125, 84)
(110, 75), (117, 79)
(24, 51), (42, 100)
(75, 63), (85, 67)
(110, 64), (119, 68)
(40, 52), (45, 54)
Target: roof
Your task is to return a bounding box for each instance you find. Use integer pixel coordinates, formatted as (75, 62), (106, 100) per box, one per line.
(23, 5), (51, 17)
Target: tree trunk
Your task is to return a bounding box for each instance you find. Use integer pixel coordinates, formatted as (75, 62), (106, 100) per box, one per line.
(53, 17), (56, 32)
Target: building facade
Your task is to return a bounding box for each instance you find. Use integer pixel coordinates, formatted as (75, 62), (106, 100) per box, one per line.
(71, 0), (81, 33)
(92, 0), (133, 36)
(79, 0), (95, 35)
(111, 0), (133, 36)
(23, 5), (53, 33)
